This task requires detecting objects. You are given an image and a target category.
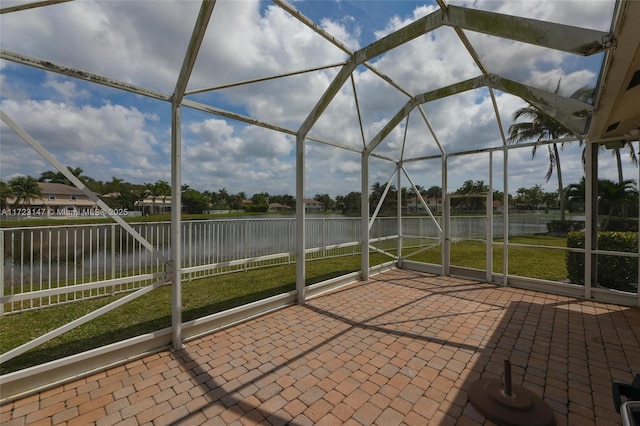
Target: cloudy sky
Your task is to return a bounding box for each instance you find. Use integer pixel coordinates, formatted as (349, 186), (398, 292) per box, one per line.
(1, 0), (637, 199)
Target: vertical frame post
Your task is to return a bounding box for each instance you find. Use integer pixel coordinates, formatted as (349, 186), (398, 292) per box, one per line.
(361, 152), (370, 280)
(397, 162), (403, 267)
(637, 142), (640, 307)
(443, 155), (450, 276)
(487, 152), (493, 283)
(0, 230), (4, 317)
(171, 102), (183, 350)
(503, 144), (509, 286)
(296, 134), (306, 304)
(584, 141), (596, 299)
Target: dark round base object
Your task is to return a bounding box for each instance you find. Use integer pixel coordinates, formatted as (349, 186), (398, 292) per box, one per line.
(468, 378), (555, 426)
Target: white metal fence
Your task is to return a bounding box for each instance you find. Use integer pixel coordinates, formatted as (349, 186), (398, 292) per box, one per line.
(1, 215), (555, 315)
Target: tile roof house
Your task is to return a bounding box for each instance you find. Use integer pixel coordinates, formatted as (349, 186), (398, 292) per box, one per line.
(406, 196), (441, 213)
(304, 198), (323, 212)
(134, 195), (172, 214)
(268, 202), (291, 212)
(5, 182), (99, 217)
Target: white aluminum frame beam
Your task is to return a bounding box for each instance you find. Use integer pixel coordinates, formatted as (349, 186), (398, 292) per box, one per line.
(366, 76), (486, 155)
(443, 5), (615, 56)
(0, 110), (169, 363)
(168, 0), (216, 349)
(401, 166), (442, 234)
(487, 75), (593, 136)
(0, 50), (171, 102)
(0, 0), (73, 14)
(361, 152), (370, 281)
(0, 280), (167, 363)
(368, 169), (398, 232)
(0, 110), (165, 261)
(185, 62), (345, 95)
(366, 74), (592, 158)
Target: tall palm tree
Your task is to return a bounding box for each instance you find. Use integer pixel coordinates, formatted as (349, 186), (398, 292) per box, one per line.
(507, 104), (575, 220)
(370, 182), (384, 208)
(218, 188), (229, 209)
(611, 143), (638, 184)
(9, 176), (42, 207)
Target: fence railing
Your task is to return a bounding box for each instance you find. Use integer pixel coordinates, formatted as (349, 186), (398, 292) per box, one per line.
(1, 215), (556, 315)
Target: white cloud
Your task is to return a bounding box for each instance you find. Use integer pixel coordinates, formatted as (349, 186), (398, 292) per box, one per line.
(0, 0), (620, 199)
(321, 17), (361, 51)
(43, 77), (90, 102)
(0, 99), (163, 182)
(527, 68), (596, 97)
(181, 118), (295, 194)
(1, 99), (159, 154)
(373, 5), (438, 39)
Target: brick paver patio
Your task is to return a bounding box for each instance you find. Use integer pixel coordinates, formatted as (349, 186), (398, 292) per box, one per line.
(1, 269), (639, 425)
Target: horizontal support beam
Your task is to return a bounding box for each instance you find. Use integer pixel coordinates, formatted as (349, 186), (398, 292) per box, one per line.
(444, 5), (614, 56)
(366, 72), (593, 157)
(181, 98), (297, 135)
(0, 273), (163, 304)
(487, 74), (593, 135)
(415, 75), (487, 104)
(185, 62), (345, 95)
(1, 50), (170, 101)
(365, 76), (486, 155)
(357, 9), (444, 63)
(0, 0), (73, 14)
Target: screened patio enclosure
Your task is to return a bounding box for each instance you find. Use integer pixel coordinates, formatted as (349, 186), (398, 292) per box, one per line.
(1, 0), (639, 400)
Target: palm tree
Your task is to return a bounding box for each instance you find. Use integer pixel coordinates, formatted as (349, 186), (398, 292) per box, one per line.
(218, 188), (229, 209)
(370, 182), (385, 212)
(611, 143), (638, 184)
(154, 181), (171, 213)
(142, 181), (170, 214)
(0, 180), (11, 209)
(406, 185), (424, 213)
(39, 167), (88, 185)
(425, 185), (441, 214)
(105, 177), (124, 194)
(507, 104), (575, 220)
(566, 177), (587, 211)
(598, 179), (636, 230)
(9, 176), (42, 207)
(314, 193), (333, 212)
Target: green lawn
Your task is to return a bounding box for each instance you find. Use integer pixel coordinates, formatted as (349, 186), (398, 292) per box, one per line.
(0, 235), (575, 374)
(403, 235), (569, 281)
(0, 252), (390, 374)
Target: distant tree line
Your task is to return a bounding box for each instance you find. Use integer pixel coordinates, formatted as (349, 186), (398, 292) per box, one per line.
(0, 167), (636, 219)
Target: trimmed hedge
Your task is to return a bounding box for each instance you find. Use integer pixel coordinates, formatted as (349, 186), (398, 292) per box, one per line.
(547, 220), (584, 234)
(567, 231), (638, 292)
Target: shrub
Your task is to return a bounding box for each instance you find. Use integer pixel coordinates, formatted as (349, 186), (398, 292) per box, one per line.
(601, 217), (638, 232)
(244, 204), (269, 213)
(567, 231), (638, 292)
(547, 220), (584, 234)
